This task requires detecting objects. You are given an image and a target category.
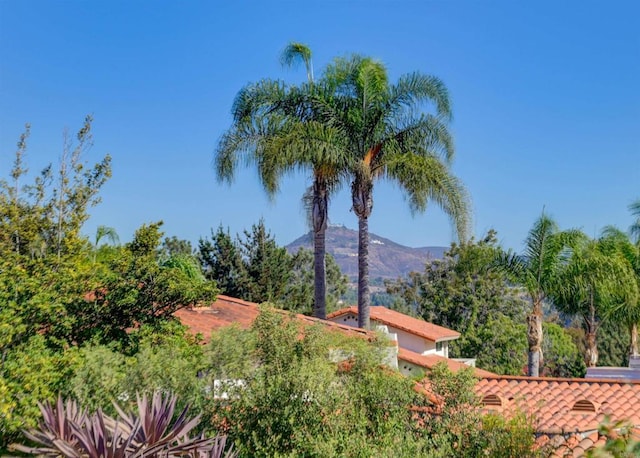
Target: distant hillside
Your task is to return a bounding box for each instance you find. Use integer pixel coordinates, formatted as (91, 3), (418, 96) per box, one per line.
(286, 225), (446, 281)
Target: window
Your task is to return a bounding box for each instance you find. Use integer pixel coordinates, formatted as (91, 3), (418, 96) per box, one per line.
(436, 341), (443, 352)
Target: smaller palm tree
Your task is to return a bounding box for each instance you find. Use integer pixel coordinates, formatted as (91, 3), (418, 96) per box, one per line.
(552, 235), (638, 367)
(93, 225), (119, 263)
(492, 214), (582, 376)
(600, 203), (640, 359)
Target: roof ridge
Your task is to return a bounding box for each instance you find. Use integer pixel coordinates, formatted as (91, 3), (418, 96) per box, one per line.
(215, 294), (257, 307)
(480, 374), (640, 384)
(328, 305), (460, 342)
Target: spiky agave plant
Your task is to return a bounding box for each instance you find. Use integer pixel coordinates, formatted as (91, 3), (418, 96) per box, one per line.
(11, 396), (88, 457)
(11, 391), (237, 458)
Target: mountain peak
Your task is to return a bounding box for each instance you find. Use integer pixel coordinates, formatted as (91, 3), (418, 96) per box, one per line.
(286, 226), (446, 281)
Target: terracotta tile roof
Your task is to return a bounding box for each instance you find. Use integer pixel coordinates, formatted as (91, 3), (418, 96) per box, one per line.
(174, 295), (259, 339)
(327, 306), (460, 342)
(475, 375), (640, 438)
(175, 295), (374, 343)
(397, 348), (495, 377)
(175, 296), (494, 377)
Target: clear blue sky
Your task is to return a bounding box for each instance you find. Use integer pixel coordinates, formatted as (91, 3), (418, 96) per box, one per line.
(1, 1), (638, 251)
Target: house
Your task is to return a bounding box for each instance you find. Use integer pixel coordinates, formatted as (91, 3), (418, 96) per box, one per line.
(177, 296), (640, 455)
(327, 306), (460, 358)
(174, 295), (492, 377)
(326, 305), (491, 377)
(474, 374), (640, 457)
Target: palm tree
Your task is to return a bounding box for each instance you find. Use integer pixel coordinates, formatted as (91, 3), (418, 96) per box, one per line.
(600, 203), (640, 360)
(216, 43), (349, 319)
(493, 215), (581, 376)
(552, 235), (638, 367)
(93, 225), (119, 264)
(318, 56), (470, 328)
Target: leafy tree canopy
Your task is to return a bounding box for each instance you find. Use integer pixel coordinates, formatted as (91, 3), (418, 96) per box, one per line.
(198, 220), (347, 314)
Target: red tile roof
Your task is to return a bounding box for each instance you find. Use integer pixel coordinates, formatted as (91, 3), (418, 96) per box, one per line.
(475, 375), (640, 438)
(175, 295), (373, 343)
(174, 295), (258, 338)
(327, 306), (460, 342)
(397, 348), (494, 377)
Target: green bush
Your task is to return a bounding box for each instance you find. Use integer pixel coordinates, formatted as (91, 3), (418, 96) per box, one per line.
(0, 335), (78, 450)
(70, 321), (207, 417)
(204, 307), (432, 457)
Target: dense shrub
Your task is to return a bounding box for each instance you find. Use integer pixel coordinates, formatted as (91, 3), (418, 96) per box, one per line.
(0, 335), (79, 449)
(203, 307), (432, 457)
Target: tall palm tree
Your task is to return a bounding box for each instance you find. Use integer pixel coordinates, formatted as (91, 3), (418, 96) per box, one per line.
(552, 235), (638, 367)
(216, 43), (349, 319)
(493, 215), (581, 376)
(317, 56), (470, 328)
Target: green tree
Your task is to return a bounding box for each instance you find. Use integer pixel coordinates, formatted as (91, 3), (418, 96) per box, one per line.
(238, 220), (292, 302)
(216, 43), (349, 320)
(0, 335), (78, 449)
(199, 225), (245, 298)
(492, 214), (581, 376)
(386, 231), (529, 373)
(542, 322), (586, 378)
(0, 119), (111, 352)
(284, 248), (348, 315)
(205, 307), (433, 457)
(85, 222), (218, 344)
(474, 315), (527, 375)
(600, 209), (640, 359)
(160, 235), (194, 258)
(199, 221), (348, 313)
(552, 235), (638, 367)
(321, 55), (470, 329)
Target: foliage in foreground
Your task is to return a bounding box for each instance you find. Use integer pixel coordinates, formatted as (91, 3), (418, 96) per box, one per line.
(204, 308), (540, 458)
(0, 322), (207, 450)
(11, 391), (236, 458)
(3, 304), (545, 457)
(586, 417), (640, 458)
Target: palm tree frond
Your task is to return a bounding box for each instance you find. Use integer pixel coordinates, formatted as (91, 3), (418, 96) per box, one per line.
(385, 154), (470, 241)
(281, 42), (314, 82)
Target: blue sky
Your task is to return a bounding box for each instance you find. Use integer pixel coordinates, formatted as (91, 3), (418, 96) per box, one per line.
(1, 1), (638, 251)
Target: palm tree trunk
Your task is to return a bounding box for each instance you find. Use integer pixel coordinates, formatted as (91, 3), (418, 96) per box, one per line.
(352, 178), (373, 329)
(585, 330), (599, 367)
(358, 214), (370, 329)
(526, 301), (544, 377)
(585, 303), (599, 367)
(312, 179), (328, 319)
(630, 322), (639, 358)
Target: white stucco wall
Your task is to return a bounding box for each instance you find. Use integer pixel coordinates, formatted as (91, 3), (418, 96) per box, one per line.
(329, 313), (359, 327)
(328, 314), (449, 357)
(398, 360), (425, 377)
(383, 325), (448, 357)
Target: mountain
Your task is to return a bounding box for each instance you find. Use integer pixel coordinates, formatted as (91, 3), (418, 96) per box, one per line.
(286, 225), (446, 281)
